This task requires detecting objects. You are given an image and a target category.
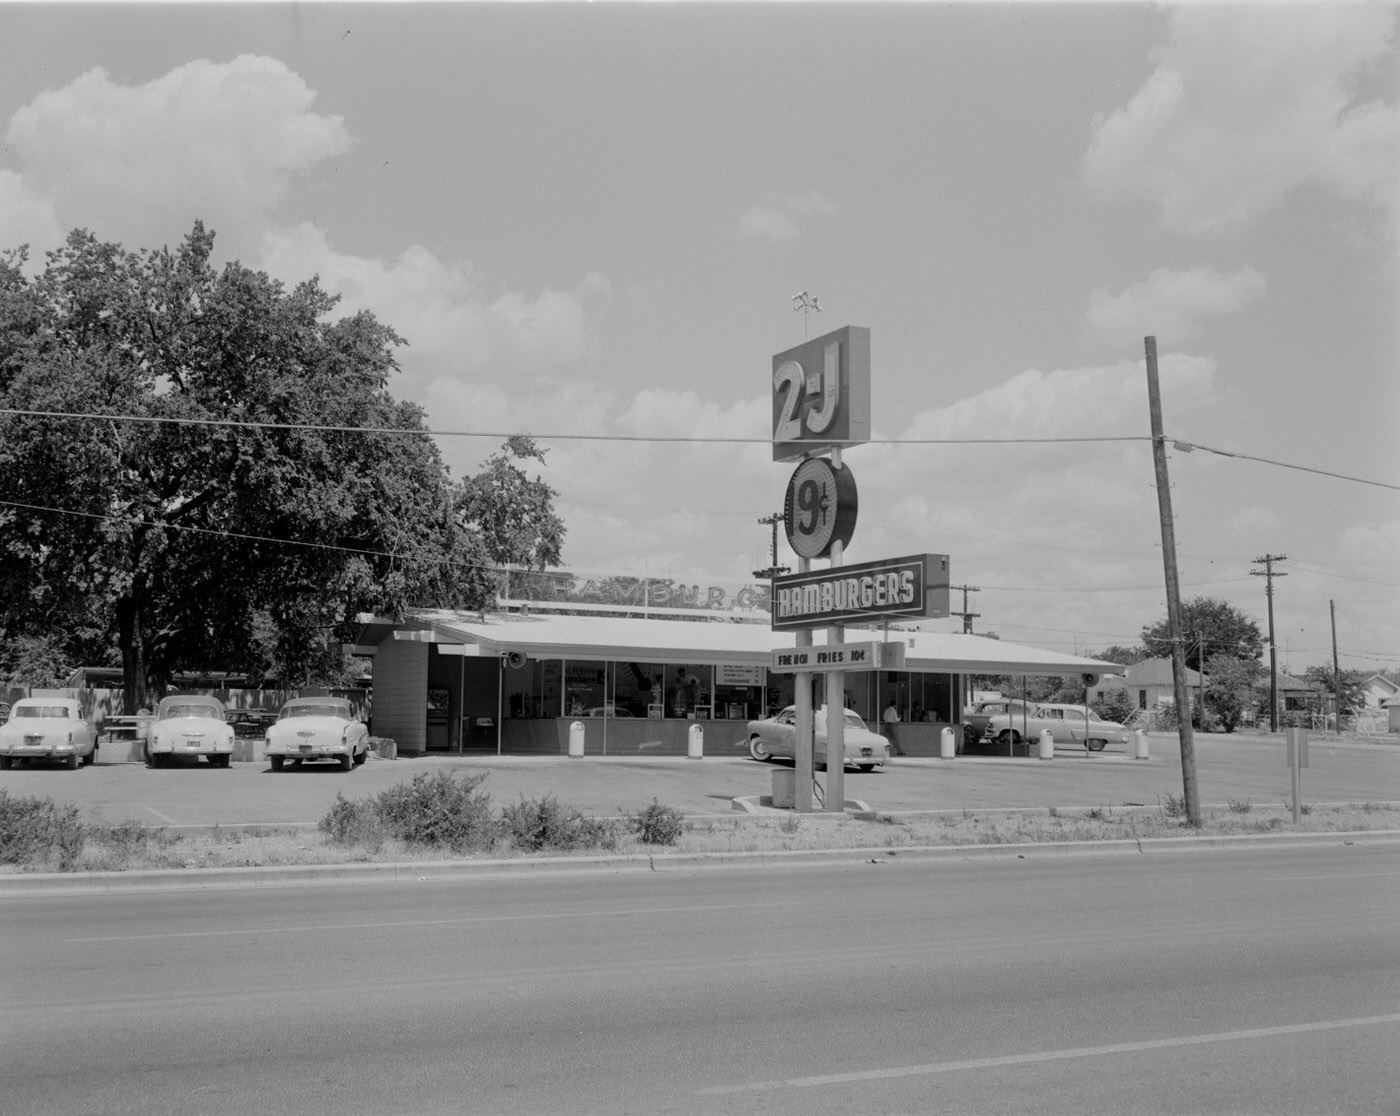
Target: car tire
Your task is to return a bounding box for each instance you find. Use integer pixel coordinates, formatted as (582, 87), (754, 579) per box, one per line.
(996, 730), (1020, 749)
(269, 755), (284, 772)
(748, 736), (774, 762)
(857, 764), (875, 773)
(66, 752), (80, 770)
(339, 754), (353, 771)
(1085, 738), (1107, 751)
(0, 756), (11, 770)
(353, 747), (367, 766)
(83, 748), (96, 766)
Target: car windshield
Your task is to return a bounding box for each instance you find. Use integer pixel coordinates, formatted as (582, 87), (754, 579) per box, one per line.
(14, 705), (73, 719)
(162, 703), (218, 720)
(281, 703), (349, 719)
(842, 712), (868, 730)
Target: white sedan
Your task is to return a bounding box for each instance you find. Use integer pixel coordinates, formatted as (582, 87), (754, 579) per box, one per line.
(0, 698), (99, 770)
(264, 697), (369, 771)
(146, 694), (235, 768)
(745, 705), (891, 772)
(985, 703), (1129, 751)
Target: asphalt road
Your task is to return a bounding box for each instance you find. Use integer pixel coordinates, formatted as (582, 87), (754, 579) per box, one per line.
(0, 732), (1396, 829)
(2, 844), (1396, 1115)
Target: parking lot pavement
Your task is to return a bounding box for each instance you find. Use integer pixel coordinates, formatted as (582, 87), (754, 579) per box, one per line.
(0, 732), (1395, 828)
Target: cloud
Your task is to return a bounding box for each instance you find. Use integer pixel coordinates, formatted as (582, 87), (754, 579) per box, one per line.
(1087, 265), (1266, 349)
(3, 55), (349, 252)
(258, 223), (612, 386)
(0, 170), (64, 263)
(1083, 5), (1399, 235)
(739, 190), (837, 241)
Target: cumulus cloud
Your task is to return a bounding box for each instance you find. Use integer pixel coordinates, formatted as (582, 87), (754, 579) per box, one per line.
(259, 222), (612, 387)
(1087, 265), (1267, 348)
(3, 55), (349, 252)
(0, 170), (64, 262)
(739, 190), (837, 241)
(1083, 5), (1399, 235)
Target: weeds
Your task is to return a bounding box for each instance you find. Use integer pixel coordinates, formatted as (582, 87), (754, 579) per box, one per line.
(501, 794), (619, 852)
(778, 815), (801, 835)
(1161, 793), (1188, 819)
(630, 799), (686, 845)
(0, 790), (85, 871)
(373, 771), (500, 853)
(1228, 798), (1253, 814)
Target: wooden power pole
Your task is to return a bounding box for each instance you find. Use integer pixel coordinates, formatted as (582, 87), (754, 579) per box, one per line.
(1145, 336), (1200, 826)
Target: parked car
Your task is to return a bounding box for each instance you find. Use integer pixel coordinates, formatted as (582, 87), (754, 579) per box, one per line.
(264, 697), (369, 771)
(962, 699), (1031, 745)
(146, 694), (235, 768)
(985, 702), (1129, 751)
(746, 705), (891, 772)
(0, 698), (99, 770)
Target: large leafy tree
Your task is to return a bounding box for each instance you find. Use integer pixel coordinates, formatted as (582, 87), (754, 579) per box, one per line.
(1141, 597), (1263, 672)
(0, 223), (528, 709)
(1204, 654), (1264, 733)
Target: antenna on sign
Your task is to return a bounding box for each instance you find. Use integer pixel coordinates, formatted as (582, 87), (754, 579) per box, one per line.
(792, 291), (821, 339)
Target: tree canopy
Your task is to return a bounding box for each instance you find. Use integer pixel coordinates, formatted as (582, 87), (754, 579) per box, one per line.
(0, 223), (563, 709)
(1140, 597), (1264, 673)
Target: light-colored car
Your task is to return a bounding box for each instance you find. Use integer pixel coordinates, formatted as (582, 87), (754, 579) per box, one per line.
(264, 697), (369, 771)
(0, 698), (99, 770)
(746, 705), (891, 772)
(146, 694), (235, 768)
(963, 699), (1031, 745)
(985, 702), (1128, 752)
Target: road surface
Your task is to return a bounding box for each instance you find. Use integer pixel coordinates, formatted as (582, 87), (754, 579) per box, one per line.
(3, 843), (1397, 1114)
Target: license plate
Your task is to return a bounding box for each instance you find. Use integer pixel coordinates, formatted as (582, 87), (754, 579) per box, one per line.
(25, 736), (42, 745)
(299, 744), (313, 752)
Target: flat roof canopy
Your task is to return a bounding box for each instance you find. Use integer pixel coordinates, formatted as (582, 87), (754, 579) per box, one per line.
(356, 610), (1121, 677)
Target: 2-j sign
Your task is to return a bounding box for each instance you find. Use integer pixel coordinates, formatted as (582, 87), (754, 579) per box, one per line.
(770, 641), (906, 673)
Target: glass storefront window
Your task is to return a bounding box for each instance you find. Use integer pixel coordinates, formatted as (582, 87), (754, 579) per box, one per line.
(613, 662), (664, 718)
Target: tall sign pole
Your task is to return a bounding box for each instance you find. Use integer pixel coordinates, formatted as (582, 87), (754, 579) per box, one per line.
(1145, 336), (1201, 826)
(1252, 554), (1288, 732)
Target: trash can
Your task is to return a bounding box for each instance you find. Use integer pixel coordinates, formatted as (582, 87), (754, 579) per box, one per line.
(1133, 729), (1149, 760)
(1038, 729), (1054, 760)
(940, 726), (956, 758)
(568, 721), (585, 758)
(687, 723), (703, 759)
(771, 768), (796, 809)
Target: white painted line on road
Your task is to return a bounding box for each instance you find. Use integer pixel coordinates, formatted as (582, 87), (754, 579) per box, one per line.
(141, 806), (180, 825)
(64, 900), (791, 943)
(698, 1013), (1400, 1096)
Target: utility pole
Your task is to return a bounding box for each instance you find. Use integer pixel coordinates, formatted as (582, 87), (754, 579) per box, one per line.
(1251, 553), (1287, 732)
(752, 512), (790, 582)
(1145, 336), (1200, 825)
(951, 585), (981, 633)
(1330, 598), (1341, 734)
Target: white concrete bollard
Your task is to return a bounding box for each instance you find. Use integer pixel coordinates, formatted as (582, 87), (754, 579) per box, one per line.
(1038, 729), (1055, 760)
(940, 726), (956, 758)
(1133, 729), (1149, 760)
(568, 720), (585, 758)
(687, 723), (704, 759)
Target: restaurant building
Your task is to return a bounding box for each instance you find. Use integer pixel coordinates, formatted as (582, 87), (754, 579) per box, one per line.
(353, 606), (1117, 758)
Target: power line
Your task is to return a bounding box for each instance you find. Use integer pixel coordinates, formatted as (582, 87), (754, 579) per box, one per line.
(0, 408), (1144, 447)
(5, 408), (1395, 489)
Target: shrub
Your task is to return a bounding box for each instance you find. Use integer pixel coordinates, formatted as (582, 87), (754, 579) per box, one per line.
(372, 770), (499, 853)
(1228, 798), (1253, 814)
(501, 794), (619, 852)
(630, 799), (685, 845)
(0, 790), (85, 871)
(319, 792), (387, 852)
(1161, 793), (1188, 819)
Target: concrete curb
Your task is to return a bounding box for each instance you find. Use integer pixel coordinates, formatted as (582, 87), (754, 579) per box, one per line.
(2, 829), (1396, 897)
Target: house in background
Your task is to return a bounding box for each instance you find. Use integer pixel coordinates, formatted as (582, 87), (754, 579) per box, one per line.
(1360, 673), (1399, 712)
(1088, 658), (1205, 711)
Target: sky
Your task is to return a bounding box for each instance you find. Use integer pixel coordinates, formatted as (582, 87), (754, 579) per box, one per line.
(1, 1), (1397, 676)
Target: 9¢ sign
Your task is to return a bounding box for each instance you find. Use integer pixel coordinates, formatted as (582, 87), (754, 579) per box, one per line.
(771, 325), (871, 462)
(784, 457), (857, 560)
